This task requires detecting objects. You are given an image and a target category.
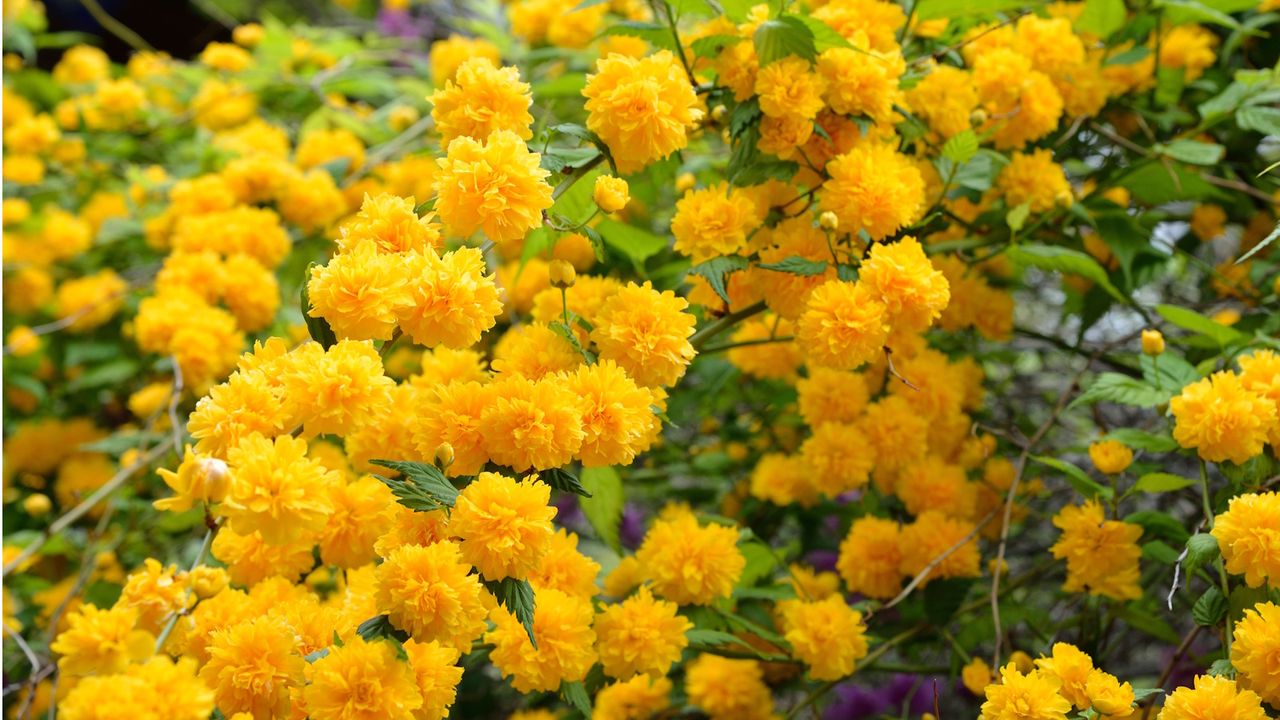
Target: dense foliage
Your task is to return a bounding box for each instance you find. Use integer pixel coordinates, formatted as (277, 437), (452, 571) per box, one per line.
(2, 0), (1280, 718)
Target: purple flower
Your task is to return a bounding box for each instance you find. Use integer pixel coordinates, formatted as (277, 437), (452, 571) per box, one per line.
(823, 675), (939, 719)
(376, 8), (433, 40)
(620, 503), (647, 549)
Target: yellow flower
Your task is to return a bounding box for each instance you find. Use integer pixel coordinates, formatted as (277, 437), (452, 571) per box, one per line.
(480, 376), (585, 471)
(1239, 349), (1280, 448)
(50, 604), (154, 676)
(684, 654), (774, 720)
(802, 421), (875, 497)
(283, 339), (396, 437)
(900, 511), (981, 584)
(1214, 492), (1280, 589)
(305, 636), (423, 720)
(583, 51), (703, 174)
(434, 130), (552, 243)
(200, 615), (305, 719)
(797, 280), (889, 370)
(819, 141), (925, 240)
(429, 35), (501, 86)
(594, 585), (692, 679)
(308, 239), (414, 341)
(319, 474), (393, 569)
(1142, 329), (1165, 356)
(211, 527), (316, 587)
(906, 65), (979, 139)
(296, 128), (366, 174)
(812, 0), (905, 53)
(779, 595), (868, 680)
(192, 78), (257, 130)
(671, 182), (762, 261)
(451, 472), (557, 579)
(374, 504), (451, 559)
(222, 432), (339, 545)
(996, 149), (1072, 213)
(797, 367), (869, 426)
(817, 45), (904, 124)
(52, 44), (110, 84)
(894, 455), (975, 519)
(755, 55), (827, 120)
(1034, 642), (1093, 708)
(1159, 674), (1268, 720)
(750, 452), (822, 507)
(859, 236), (950, 334)
(493, 323), (582, 381)
(972, 48), (1064, 149)
(189, 566), (229, 599)
(54, 270), (128, 332)
(636, 510), (744, 605)
(837, 516), (904, 599)
(963, 657), (993, 695)
(1232, 601), (1280, 705)
(1049, 500), (1142, 600)
(564, 359), (661, 468)
(338, 193), (442, 255)
(590, 281), (697, 388)
(375, 541), (489, 653)
(187, 369), (288, 458)
(6, 325), (40, 356)
(118, 558), (191, 633)
(593, 175), (630, 214)
(980, 663), (1071, 720)
(411, 381), (493, 477)
(1088, 440), (1133, 475)
(486, 587), (598, 693)
(1171, 371), (1275, 465)
(430, 59), (533, 143)
(1084, 669), (1134, 718)
(1159, 24), (1218, 81)
(398, 248), (504, 348)
(401, 640), (462, 720)
(594, 675), (672, 720)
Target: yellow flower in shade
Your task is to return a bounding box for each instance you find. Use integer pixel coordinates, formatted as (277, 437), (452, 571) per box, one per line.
(755, 55), (827, 120)
(199, 41), (253, 72)
(118, 558), (191, 633)
(1213, 492), (1280, 588)
(58, 656), (214, 720)
(1034, 642), (1093, 708)
(859, 237), (950, 334)
(1159, 24), (1218, 81)
(750, 453), (822, 508)
(54, 270), (128, 332)
(796, 280), (889, 370)
(200, 616), (306, 719)
(818, 45), (904, 124)
(894, 456), (976, 519)
(1087, 440), (1133, 475)
(304, 636), (423, 720)
(486, 587), (598, 693)
(594, 675), (672, 720)
(429, 34), (501, 86)
(819, 142), (925, 240)
(402, 640), (463, 720)
(905, 65), (978, 139)
(684, 654), (775, 720)
(1159, 675), (1268, 720)
(450, 472), (557, 580)
(283, 340), (396, 437)
(593, 175), (630, 214)
(980, 664), (1071, 720)
(583, 51), (703, 174)
(411, 381), (493, 477)
(590, 281), (697, 388)
(374, 505), (451, 559)
(480, 376), (585, 471)
(430, 59), (533, 143)
(797, 367), (869, 427)
(154, 446), (230, 512)
(801, 421), (875, 497)
(51, 604), (154, 676)
(594, 585), (692, 679)
(1084, 669), (1134, 718)
(187, 370), (288, 459)
(1232, 602), (1280, 705)
(779, 595), (868, 680)
(1239, 349), (1280, 447)
(1171, 371), (1275, 465)
(1049, 500), (1142, 600)
(492, 323), (582, 381)
(995, 149), (1072, 214)
(528, 528), (602, 599)
(338, 193), (442, 255)
(963, 657), (993, 695)
(397, 248), (504, 348)
(307, 239), (414, 341)
(433, 130), (552, 243)
(564, 359), (661, 468)
(296, 128), (365, 174)
(837, 516), (904, 599)
(189, 566), (228, 599)
(900, 511), (981, 585)
(319, 474), (393, 569)
(222, 432), (338, 545)
(603, 556), (646, 598)
(375, 542), (489, 653)
(636, 511), (744, 605)
(670, 182), (762, 261)
(211, 527), (316, 587)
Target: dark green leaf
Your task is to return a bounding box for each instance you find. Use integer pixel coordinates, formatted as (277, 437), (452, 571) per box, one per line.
(369, 459), (459, 510)
(1104, 428), (1178, 453)
(688, 255), (751, 304)
(1184, 533), (1219, 576)
(1031, 455), (1113, 499)
(67, 360), (140, 392)
(357, 614), (410, 643)
(1140, 353), (1200, 394)
(756, 256), (828, 276)
(1070, 373), (1169, 409)
(1118, 604), (1181, 643)
(1192, 586), (1228, 626)
(485, 577), (538, 647)
(686, 628), (753, 649)
(301, 265), (338, 350)
(923, 578), (974, 624)
(579, 466), (624, 553)
(540, 467), (591, 497)
(1125, 510), (1190, 545)
(1156, 304), (1249, 347)
(1008, 244), (1125, 303)
(561, 680), (592, 718)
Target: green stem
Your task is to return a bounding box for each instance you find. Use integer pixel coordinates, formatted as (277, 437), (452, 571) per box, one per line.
(691, 301), (768, 350)
(1200, 460), (1233, 654)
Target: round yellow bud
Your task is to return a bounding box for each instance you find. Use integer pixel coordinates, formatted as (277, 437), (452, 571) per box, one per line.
(549, 259), (576, 289)
(711, 104), (728, 122)
(970, 108), (988, 127)
(434, 442), (455, 469)
(388, 105), (420, 132)
(1141, 329), (1165, 356)
(23, 493), (51, 516)
(6, 326), (40, 357)
(1054, 190), (1074, 207)
(819, 211), (839, 231)
(232, 23), (265, 47)
(189, 566), (229, 599)
(676, 172), (697, 193)
(593, 175), (631, 214)
(4, 54), (22, 72)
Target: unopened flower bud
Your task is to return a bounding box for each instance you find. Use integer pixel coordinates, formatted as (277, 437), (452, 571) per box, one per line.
(970, 108), (988, 127)
(819, 211), (839, 231)
(1141, 329), (1165, 356)
(388, 105), (420, 133)
(1055, 189), (1074, 207)
(711, 104), (728, 123)
(434, 442), (455, 469)
(549, 260), (576, 289)
(195, 457), (230, 504)
(676, 173), (697, 193)
(23, 493), (51, 517)
(190, 566), (229, 599)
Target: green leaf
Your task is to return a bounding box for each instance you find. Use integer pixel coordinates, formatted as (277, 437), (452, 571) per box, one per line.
(1156, 304), (1249, 347)
(941, 129), (978, 165)
(561, 680), (592, 718)
(1140, 353), (1200, 394)
(1155, 139), (1226, 165)
(533, 73), (588, 98)
(1117, 161), (1219, 204)
(1031, 455), (1113, 499)
(915, 0), (1030, 20)
(1104, 428), (1178, 453)
(301, 265), (338, 350)
(729, 99), (761, 139)
(1237, 105), (1280, 135)
(1006, 202), (1032, 232)
(1184, 533), (1220, 576)
(1237, 219), (1279, 263)
(691, 34), (742, 58)
(923, 578), (974, 625)
(1008, 244), (1125, 303)
(1126, 510), (1190, 545)
(369, 459), (459, 511)
(1133, 473), (1196, 493)
(540, 467), (591, 497)
(687, 628), (754, 649)
(595, 219), (668, 272)
(1132, 687), (1164, 702)
(485, 577), (538, 647)
(790, 15), (853, 51)
(304, 647), (330, 663)
(688, 255), (751, 304)
(753, 17), (816, 66)
(1155, 66), (1186, 106)
(549, 165), (603, 226)
(1156, 0), (1245, 29)
(79, 431), (165, 456)
(1118, 604), (1181, 644)
(756, 256), (828, 276)
(1105, 46), (1151, 65)
(66, 359), (140, 392)
(1207, 658), (1236, 678)
(95, 217), (143, 245)
(1070, 373), (1169, 408)
(1076, 0), (1126, 37)
(1192, 586), (1228, 627)
(357, 615), (410, 643)
(738, 541), (778, 588)
(579, 466), (624, 553)
(603, 21), (675, 50)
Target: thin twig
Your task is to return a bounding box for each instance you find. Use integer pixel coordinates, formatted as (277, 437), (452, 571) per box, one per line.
(167, 356), (185, 455)
(873, 507), (999, 615)
(79, 0), (154, 51)
(691, 301), (768, 349)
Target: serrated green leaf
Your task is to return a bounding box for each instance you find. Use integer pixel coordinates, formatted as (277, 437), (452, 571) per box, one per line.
(1237, 105), (1280, 135)
(753, 17), (816, 66)
(1184, 532), (1219, 576)
(1156, 139), (1225, 165)
(1192, 586), (1228, 626)
(1076, 0), (1126, 37)
(579, 466), (623, 553)
(485, 577), (538, 646)
(369, 459), (459, 510)
(1032, 455), (1113, 499)
(561, 680), (592, 717)
(686, 628), (753, 649)
(595, 218), (668, 273)
(540, 467), (591, 497)
(1104, 428), (1179, 452)
(688, 255), (751, 304)
(1071, 373), (1169, 408)
(756, 256), (828, 276)
(942, 129), (978, 165)
(1207, 658), (1236, 677)
(790, 15), (853, 51)
(357, 614), (410, 643)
